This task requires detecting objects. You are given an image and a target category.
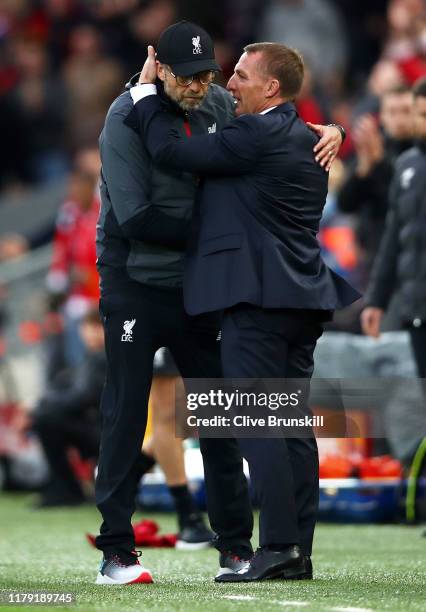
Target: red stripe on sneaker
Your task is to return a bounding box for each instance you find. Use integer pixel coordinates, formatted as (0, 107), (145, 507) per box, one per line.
(128, 572), (153, 584)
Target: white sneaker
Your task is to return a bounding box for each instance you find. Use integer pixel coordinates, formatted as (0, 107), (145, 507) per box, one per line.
(95, 551), (153, 585)
(215, 551), (251, 580)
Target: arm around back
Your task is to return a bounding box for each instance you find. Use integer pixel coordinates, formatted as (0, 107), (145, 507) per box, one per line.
(130, 92), (262, 176)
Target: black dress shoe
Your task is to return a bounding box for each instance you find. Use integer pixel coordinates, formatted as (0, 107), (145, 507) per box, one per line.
(215, 545), (302, 582)
(279, 555), (313, 580)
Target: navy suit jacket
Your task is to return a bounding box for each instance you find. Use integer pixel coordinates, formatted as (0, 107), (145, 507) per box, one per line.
(130, 95), (361, 315)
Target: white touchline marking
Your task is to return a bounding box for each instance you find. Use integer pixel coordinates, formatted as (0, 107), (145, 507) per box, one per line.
(275, 602), (309, 607)
(222, 596), (309, 607)
(329, 608), (373, 612)
(223, 595), (257, 601)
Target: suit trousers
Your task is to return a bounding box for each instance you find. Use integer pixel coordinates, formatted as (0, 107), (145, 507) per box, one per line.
(95, 285), (252, 556)
(221, 304), (324, 555)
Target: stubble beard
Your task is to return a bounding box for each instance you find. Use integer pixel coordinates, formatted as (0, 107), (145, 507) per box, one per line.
(163, 77), (206, 112)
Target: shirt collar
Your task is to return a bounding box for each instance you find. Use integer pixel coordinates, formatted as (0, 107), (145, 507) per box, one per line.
(259, 106), (277, 115)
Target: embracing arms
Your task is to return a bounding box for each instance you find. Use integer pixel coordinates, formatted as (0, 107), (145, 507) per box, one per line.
(101, 106), (191, 248)
(126, 45), (344, 176)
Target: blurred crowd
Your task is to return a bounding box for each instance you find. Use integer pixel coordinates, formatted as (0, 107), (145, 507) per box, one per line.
(1, 0), (424, 192)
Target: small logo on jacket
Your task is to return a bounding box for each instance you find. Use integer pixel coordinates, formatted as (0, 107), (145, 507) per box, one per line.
(121, 319), (136, 342)
(401, 167), (415, 189)
(208, 122), (217, 134)
(192, 36), (202, 55)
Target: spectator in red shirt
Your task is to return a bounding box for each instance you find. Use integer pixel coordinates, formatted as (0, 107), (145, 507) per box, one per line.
(46, 168), (100, 366)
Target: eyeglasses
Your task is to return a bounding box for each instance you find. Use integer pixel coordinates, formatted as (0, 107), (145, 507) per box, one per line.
(167, 68), (216, 87)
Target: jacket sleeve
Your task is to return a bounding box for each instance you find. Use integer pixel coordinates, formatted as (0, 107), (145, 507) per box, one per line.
(338, 158), (393, 218)
(130, 94), (262, 175)
(364, 173), (400, 309)
(101, 107), (191, 248)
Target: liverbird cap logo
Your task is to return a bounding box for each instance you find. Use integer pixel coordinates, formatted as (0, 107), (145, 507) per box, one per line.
(192, 35), (202, 55)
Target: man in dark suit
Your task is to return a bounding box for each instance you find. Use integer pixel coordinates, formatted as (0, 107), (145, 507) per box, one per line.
(129, 42), (360, 581)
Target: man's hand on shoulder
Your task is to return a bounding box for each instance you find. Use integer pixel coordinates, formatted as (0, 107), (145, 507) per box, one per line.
(138, 45), (157, 85)
(307, 122), (346, 172)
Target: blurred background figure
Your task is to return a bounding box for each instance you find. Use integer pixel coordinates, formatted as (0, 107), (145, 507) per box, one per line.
(63, 23), (123, 151)
(118, 0), (178, 74)
(16, 308), (105, 508)
(10, 37), (69, 184)
(361, 77), (426, 482)
(361, 77), (426, 356)
(338, 85), (414, 288)
(46, 167), (100, 367)
(0, 36), (68, 190)
(0, 147), (100, 265)
(384, 0), (426, 84)
(257, 0), (348, 97)
(352, 59), (405, 119)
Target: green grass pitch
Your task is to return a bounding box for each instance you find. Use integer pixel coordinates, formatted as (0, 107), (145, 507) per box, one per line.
(0, 493), (425, 611)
